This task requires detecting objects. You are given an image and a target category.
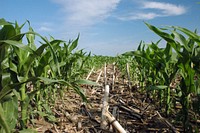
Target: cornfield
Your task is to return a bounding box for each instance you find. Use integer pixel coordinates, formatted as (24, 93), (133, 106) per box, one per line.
(0, 18), (200, 132)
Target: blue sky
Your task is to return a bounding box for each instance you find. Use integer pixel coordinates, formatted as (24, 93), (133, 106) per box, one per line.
(1, 0), (200, 56)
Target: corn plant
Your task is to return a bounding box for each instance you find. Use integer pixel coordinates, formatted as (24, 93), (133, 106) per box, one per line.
(122, 39), (178, 116)
(0, 18), (98, 132)
(0, 19), (30, 132)
(84, 55), (116, 72)
(146, 23), (200, 132)
(118, 42), (148, 88)
(117, 22), (200, 131)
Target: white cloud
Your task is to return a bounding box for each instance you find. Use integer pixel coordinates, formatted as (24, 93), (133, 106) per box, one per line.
(38, 26), (52, 32)
(118, 12), (159, 20)
(52, 0), (121, 26)
(37, 22), (53, 32)
(142, 1), (186, 16)
(118, 1), (187, 20)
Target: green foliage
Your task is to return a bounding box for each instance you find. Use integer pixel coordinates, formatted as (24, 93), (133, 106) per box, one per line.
(118, 23), (200, 132)
(0, 18), (97, 131)
(0, 95), (18, 133)
(19, 129), (37, 133)
(147, 23), (200, 131)
(0, 17), (199, 132)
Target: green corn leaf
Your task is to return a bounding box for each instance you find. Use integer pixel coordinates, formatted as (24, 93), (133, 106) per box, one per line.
(145, 23), (175, 44)
(0, 40), (34, 53)
(73, 85), (87, 102)
(172, 30), (187, 45)
(34, 32), (61, 76)
(2, 73), (10, 87)
(137, 41), (143, 51)
(15, 21), (26, 35)
(23, 43), (48, 77)
(164, 43), (172, 58)
(2, 96), (18, 131)
(36, 51), (51, 77)
(74, 79), (99, 86)
(50, 39), (66, 47)
(0, 18), (12, 26)
(0, 77), (39, 101)
(0, 104), (10, 133)
(42, 104), (57, 122)
(146, 85), (168, 91)
(0, 82), (26, 101)
(36, 111), (57, 122)
(172, 30), (192, 52)
(172, 26), (200, 44)
(10, 34), (25, 42)
(26, 24), (36, 50)
(19, 129), (37, 133)
(38, 77), (71, 86)
(35, 43), (48, 56)
(121, 51), (134, 57)
(69, 35), (79, 52)
(0, 25), (16, 40)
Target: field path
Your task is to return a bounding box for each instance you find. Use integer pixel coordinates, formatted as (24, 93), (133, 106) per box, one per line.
(33, 64), (181, 133)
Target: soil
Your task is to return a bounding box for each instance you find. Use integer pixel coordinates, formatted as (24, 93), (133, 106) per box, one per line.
(28, 64), (199, 133)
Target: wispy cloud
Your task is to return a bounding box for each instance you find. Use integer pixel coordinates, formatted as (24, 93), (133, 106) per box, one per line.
(38, 26), (52, 32)
(52, 0), (121, 27)
(118, 12), (159, 20)
(118, 1), (187, 20)
(37, 22), (53, 32)
(142, 1), (186, 16)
